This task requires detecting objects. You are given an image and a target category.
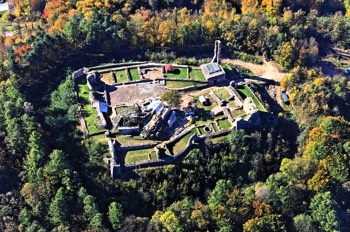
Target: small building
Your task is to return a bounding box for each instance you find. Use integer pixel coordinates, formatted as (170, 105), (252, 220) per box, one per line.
(281, 91), (290, 104)
(199, 95), (209, 106)
(211, 106), (223, 116)
(167, 111), (176, 128)
(200, 62), (226, 84)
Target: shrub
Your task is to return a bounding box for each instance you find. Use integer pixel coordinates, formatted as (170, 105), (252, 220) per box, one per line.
(232, 51), (263, 64)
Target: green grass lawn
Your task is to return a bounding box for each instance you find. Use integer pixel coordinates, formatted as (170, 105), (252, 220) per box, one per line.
(172, 131), (195, 155)
(230, 109), (246, 118)
(129, 68), (140, 81)
(165, 68), (187, 78)
(125, 148), (155, 164)
(150, 152), (158, 160)
(237, 85), (266, 112)
(90, 133), (108, 144)
(212, 123), (219, 132)
(218, 119), (232, 129)
(115, 70), (129, 83)
(166, 80), (203, 88)
(114, 135), (157, 146)
(76, 78), (101, 134)
(214, 87), (231, 101)
(198, 126), (206, 135)
(190, 69), (206, 81)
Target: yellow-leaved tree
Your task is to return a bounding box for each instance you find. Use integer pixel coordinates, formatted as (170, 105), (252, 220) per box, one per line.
(241, 0), (260, 14)
(261, 0), (282, 17)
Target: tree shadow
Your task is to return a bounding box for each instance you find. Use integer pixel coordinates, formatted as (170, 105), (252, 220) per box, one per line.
(196, 108), (213, 122)
(170, 69), (181, 75)
(247, 76), (280, 86)
(256, 85), (284, 114)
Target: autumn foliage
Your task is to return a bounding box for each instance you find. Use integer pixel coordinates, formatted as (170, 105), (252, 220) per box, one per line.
(15, 44), (31, 63)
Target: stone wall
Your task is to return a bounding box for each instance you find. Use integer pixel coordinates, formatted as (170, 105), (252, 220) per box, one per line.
(198, 129), (231, 139)
(165, 84), (210, 92)
(73, 81), (89, 138)
(210, 91), (224, 106)
(167, 125), (196, 145)
(173, 134), (196, 159)
(113, 79), (154, 86)
(158, 78), (207, 83)
(88, 62), (147, 72)
(227, 86), (244, 108)
(72, 68), (86, 80)
(119, 143), (157, 151)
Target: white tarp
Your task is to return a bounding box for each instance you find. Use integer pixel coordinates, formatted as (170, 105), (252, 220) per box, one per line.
(0, 3), (9, 12)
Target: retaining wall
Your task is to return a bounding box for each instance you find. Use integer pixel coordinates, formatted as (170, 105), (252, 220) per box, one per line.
(88, 62), (193, 75)
(119, 143), (158, 151)
(88, 62), (148, 72)
(124, 134), (196, 169)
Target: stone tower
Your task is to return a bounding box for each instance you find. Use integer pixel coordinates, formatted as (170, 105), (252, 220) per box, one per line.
(211, 40), (222, 64)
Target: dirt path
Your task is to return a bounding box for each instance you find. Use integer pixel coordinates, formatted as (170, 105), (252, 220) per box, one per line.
(222, 59), (287, 82)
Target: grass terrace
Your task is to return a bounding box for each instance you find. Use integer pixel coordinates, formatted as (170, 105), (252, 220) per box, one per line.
(90, 133), (108, 144)
(214, 87), (231, 101)
(230, 109), (246, 118)
(129, 68), (140, 81)
(189, 69), (206, 81)
(237, 85), (266, 112)
(114, 135), (157, 147)
(212, 123), (219, 132)
(115, 70), (129, 83)
(218, 119), (231, 129)
(171, 129), (197, 155)
(125, 148), (156, 164)
(76, 77), (101, 134)
(165, 68), (187, 78)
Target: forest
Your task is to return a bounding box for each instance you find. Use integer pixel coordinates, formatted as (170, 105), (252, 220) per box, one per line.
(0, 0), (350, 231)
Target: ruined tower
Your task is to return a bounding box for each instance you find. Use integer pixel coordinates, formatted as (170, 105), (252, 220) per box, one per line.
(211, 40), (222, 64)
